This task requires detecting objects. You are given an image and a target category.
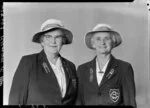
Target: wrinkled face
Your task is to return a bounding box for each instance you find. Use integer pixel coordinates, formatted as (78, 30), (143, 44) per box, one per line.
(91, 32), (113, 55)
(40, 29), (64, 54)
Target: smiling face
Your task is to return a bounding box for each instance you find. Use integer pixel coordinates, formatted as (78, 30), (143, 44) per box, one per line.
(91, 32), (114, 55)
(40, 29), (64, 55)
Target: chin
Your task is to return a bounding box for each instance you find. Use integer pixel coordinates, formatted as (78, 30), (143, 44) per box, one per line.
(99, 50), (107, 53)
(98, 50), (111, 55)
(50, 49), (59, 54)
(45, 48), (59, 54)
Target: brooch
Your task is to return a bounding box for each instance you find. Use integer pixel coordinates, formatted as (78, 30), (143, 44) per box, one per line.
(72, 78), (77, 88)
(89, 68), (94, 82)
(106, 68), (114, 79)
(42, 62), (50, 74)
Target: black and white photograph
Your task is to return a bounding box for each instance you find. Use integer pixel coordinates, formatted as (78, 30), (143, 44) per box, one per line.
(3, 1), (149, 107)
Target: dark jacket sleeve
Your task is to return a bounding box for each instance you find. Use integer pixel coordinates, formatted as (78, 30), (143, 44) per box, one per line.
(122, 64), (137, 108)
(8, 56), (31, 105)
(71, 63), (78, 104)
(75, 66), (84, 105)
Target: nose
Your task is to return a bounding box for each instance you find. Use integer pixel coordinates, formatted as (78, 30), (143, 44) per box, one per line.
(50, 37), (56, 44)
(100, 39), (105, 45)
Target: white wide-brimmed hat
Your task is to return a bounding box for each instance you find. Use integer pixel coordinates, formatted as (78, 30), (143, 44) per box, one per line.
(32, 19), (73, 44)
(85, 24), (122, 49)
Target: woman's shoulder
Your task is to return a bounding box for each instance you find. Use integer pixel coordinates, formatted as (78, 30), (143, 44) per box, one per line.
(115, 58), (131, 66)
(115, 58), (134, 78)
(20, 52), (39, 62)
(77, 59), (94, 70)
(61, 57), (76, 67)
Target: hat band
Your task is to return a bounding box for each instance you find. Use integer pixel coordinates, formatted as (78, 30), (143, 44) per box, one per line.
(93, 27), (112, 31)
(41, 23), (64, 31)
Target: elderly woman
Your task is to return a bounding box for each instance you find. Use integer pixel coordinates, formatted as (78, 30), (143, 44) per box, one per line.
(76, 24), (136, 107)
(9, 19), (78, 105)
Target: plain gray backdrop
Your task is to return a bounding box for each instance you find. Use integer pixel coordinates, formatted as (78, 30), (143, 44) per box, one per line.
(3, 1), (149, 107)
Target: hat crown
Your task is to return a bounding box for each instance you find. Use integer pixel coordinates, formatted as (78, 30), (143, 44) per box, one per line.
(92, 24), (113, 31)
(40, 19), (64, 31)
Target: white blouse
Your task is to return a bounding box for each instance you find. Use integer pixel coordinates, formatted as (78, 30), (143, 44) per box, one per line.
(48, 57), (66, 98)
(96, 58), (110, 85)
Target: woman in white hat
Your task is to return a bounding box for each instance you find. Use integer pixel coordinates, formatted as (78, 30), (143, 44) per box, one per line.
(76, 24), (136, 107)
(9, 19), (78, 105)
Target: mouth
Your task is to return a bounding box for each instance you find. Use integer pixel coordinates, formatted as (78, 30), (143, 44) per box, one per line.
(98, 46), (106, 49)
(48, 45), (57, 48)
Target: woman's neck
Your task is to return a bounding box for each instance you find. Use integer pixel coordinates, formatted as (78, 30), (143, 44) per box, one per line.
(44, 49), (59, 64)
(96, 53), (111, 67)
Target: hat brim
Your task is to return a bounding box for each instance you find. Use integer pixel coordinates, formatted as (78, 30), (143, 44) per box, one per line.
(85, 30), (122, 49)
(32, 27), (73, 44)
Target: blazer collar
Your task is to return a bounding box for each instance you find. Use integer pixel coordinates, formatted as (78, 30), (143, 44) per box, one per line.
(90, 54), (117, 67)
(88, 54), (118, 89)
(38, 49), (49, 63)
(88, 54), (117, 75)
(38, 50), (71, 77)
(87, 56), (98, 88)
(38, 50), (61, 62)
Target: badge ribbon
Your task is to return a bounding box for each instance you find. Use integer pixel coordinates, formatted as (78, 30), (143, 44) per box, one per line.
(42, 62), (51, 73)
(106, 68), (114, 79)
(89, 68), (94, 82)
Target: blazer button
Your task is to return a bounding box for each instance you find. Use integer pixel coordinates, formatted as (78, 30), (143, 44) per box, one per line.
(98, 91), (101, 96)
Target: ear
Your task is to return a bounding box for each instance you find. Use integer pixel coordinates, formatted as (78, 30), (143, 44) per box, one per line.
(62, 37), (66, 44)
(111, 35), (116, 48)
(91, 38), (96, 48)
(40, 43), (44, 49)
(40, 42), (44, 47)
(39, 35), (45, 43)
(40, 37), (45, 46)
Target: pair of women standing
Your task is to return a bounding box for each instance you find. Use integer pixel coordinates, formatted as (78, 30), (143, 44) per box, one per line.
(9, 19), (136, 107)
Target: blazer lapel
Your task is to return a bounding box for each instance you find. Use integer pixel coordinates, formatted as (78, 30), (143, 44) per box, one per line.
(38, 50), (62, 95)
(98, 55), (118, 89)
(88, 57), (99, 89)
(60, 57), (70, 92)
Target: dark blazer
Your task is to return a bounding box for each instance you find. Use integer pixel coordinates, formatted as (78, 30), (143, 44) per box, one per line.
(76, 55), (136, 108)
(9, 50), (78, 105)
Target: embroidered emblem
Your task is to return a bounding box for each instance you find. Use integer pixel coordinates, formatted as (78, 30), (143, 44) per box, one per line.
(109, 89), (120, 103)
(106, 68), (114, 79)
(89, 68), (94, 82)
(42, 62), (50, 73)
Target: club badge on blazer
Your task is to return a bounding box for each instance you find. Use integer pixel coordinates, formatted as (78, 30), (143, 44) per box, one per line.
(89, 68), (94, 82)
(106, 68), (114, 79)
(109, 89), (120, 103)
(42, 62), (51, 73)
